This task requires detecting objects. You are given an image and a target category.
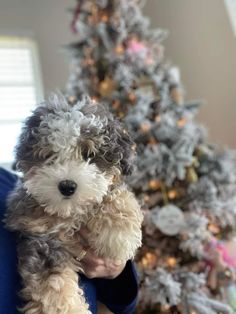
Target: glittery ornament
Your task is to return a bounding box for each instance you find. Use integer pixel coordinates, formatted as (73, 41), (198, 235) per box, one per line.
(155, 205), (185, 236)
(186, 167), (198, 183)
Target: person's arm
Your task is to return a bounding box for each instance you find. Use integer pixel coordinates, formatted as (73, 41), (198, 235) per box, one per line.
(0, 167), (21, 314)
(93, 260), (138, 314)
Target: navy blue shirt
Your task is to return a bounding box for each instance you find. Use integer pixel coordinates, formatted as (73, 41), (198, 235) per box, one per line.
(0, 167), (138, 314)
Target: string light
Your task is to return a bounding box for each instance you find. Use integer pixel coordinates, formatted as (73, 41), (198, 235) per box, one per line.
(208, 223), (220, 235)
(68, 95), (77, 104)
(144, 194), (150, 202)
(177, 117), (187, 128)
(128, 92), (136, 104)
(112, 99), (120, 109)
(155, 115), (161, 122)
(115, 44), (124, 54)
(98, 77), (115, 96)
(100, 13), (109, 22)
(166, 257), (177, 268)
(140, 122), (151, 133)
(161, 304), (170, 312)
(168, 189), (177, 200)
(171, 87), (183, 105)
(148, 179), (161, 190)
(91, 96), (98, 104)
(131, 143), (137, 151)
(140, 252), (157, 268)
(83, 58), (95, 66)
(148, 137), (158, 145)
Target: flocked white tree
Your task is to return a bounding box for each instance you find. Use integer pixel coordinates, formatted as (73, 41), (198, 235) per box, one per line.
(66, 0), (236, 313)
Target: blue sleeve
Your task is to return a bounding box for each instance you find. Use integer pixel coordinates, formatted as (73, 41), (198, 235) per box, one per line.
(0, 167), (21, 314)
(93, 260), (139, 314)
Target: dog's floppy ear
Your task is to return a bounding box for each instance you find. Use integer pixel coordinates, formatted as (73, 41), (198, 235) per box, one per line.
(81, 101), (135, 176)
(15, 105), (49, 172)
(103, 118), (135, 176)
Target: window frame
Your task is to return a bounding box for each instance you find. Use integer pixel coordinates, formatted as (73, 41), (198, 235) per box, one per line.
(0, 35), (44, 170)
(224, 0), (236, 36)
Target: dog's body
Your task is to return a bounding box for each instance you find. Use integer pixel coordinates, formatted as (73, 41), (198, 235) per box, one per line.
(5, 95), (143, 314)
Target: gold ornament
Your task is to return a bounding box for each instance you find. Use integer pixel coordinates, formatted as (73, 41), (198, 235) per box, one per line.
(98, 77), (115, 97)
(186, 167), (198, 183)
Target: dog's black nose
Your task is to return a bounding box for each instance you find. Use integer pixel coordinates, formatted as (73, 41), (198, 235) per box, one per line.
(58, 180), (77, 197)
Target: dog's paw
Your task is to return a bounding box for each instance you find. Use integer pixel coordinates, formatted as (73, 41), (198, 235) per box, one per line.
(87, 186), (143, 261)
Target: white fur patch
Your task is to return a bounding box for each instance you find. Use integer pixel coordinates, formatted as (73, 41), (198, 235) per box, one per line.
(37, 95), (107, 158)
(39, 108), (105, 156)
(24, 160), (112, 218)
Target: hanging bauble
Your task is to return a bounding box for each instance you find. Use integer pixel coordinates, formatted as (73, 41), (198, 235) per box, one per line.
(155, 204), (185, 236)
(186, 167), (198, 183)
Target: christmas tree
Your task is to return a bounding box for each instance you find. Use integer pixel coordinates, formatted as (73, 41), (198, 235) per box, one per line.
(66, 0), (236, 313)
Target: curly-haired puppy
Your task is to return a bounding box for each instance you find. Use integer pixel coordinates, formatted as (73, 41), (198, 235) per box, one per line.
(5, 94), (143, 314)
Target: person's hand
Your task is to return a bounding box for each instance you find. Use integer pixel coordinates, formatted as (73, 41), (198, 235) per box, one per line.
(77, 227), (126, 279)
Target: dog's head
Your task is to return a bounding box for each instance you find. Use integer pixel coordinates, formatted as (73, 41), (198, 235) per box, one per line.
(15, 94), (134, 217)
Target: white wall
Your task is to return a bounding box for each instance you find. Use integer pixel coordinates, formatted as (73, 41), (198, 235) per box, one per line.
(0, 0), (74, 97)
(0, 0), (235, 147)
(144, 0), (236, 148)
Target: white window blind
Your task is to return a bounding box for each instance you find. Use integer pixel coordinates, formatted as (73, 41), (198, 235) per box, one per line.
(0, 36), (43, 167)
(224, 0), (236, 36)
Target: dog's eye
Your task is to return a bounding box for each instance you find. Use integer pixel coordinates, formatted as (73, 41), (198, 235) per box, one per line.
(82, 151), (94, 162)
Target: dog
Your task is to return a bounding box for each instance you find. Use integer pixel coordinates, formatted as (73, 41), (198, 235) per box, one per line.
(5, 94), (143, 314)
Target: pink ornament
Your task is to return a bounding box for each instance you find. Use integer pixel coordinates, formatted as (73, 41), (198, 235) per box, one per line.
(207, 237), (236, 268)
(126, 38), (154, 65)
(127, 38), (148, 55)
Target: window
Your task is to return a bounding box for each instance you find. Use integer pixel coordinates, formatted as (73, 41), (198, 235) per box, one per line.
(224, 0), (236, 36)
(0, 36), (43, 169)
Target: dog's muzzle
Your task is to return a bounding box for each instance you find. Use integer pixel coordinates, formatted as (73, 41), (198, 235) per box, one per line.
(58, 180), (77, 197)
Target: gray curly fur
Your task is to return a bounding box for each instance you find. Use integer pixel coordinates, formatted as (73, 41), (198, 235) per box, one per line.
(4, 94), (140, 313)
(15, 95), (134, 175)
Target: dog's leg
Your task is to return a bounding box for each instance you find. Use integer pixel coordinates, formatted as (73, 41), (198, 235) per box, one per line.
(18, 238), (91, 314)
(87, 186), (143, 262)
